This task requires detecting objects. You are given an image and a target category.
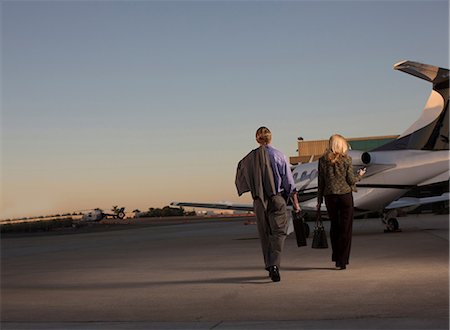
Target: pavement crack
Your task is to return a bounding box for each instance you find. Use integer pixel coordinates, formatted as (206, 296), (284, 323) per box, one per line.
(210, 320), (223, 329)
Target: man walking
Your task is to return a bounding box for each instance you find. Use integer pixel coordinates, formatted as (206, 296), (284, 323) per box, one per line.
(236, 126), (300, 282)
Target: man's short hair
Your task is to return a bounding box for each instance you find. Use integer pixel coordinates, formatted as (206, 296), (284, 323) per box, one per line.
(256, 126), (272, 145)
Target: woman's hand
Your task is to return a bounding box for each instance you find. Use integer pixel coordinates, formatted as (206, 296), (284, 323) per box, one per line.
(358, 167), (367, 177)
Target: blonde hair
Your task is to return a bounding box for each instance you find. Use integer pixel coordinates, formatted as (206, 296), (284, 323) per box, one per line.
(256, 126), (272, 145)
(326, 134), (349, 164)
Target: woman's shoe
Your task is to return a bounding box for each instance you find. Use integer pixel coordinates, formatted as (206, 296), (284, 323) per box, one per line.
(335, 262), (346, 270)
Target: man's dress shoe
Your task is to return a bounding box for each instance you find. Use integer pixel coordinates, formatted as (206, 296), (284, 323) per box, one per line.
(269, 266), (280, 282)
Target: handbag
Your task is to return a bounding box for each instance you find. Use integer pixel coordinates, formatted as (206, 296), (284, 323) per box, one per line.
(312, 212), (328, 249)
(292, 210), (307, 247)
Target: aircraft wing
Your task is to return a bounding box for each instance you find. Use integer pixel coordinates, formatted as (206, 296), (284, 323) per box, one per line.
(385, 193), (449, 210)
(171, 201), (303, 235)
(417, 171), (449, 187)
(170, 201), (254, 212)
(171, 200), (320, 213)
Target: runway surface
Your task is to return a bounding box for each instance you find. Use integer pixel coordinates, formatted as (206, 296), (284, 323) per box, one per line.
(1, 214), (448, 329)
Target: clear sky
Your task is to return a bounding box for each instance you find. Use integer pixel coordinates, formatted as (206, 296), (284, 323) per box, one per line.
(1, 0), (449, 219)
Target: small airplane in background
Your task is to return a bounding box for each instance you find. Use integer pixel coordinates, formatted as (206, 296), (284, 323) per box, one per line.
(81, 207), (126, 221)
(172, 60), (449, 233)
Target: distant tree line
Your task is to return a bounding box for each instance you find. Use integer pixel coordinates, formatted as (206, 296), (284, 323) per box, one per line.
(135, 206), (196, 218)
(2, 206), (197, 223)
(1, 218), (74, 233)
(2, 212), (83, 222)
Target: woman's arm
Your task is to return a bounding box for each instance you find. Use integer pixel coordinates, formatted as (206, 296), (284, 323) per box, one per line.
(317, 157), (325, 207)
(346, 156), (364, 186)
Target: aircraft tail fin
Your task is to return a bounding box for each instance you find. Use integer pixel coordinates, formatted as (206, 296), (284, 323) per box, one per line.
(374, 61), (449, 151)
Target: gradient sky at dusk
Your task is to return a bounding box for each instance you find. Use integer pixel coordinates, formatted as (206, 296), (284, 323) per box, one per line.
(1, 0), (448, 219)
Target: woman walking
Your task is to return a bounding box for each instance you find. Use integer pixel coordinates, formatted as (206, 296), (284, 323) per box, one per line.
(317, 134), (366, 270)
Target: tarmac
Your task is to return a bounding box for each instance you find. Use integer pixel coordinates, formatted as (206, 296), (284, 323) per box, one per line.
(1, 213), (449, 329)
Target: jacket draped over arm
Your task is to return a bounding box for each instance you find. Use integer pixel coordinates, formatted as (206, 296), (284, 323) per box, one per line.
(235, 146), (277, 210)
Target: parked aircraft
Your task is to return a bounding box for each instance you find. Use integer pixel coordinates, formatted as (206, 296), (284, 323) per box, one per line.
(81, 207), (126, 221)
(172, 60), (449, 233)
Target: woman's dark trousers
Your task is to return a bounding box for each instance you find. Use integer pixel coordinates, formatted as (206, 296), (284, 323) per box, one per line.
(324, 192), (354, 266)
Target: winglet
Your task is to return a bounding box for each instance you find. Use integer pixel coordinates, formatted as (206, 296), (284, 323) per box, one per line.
(394, 60), (449, 85)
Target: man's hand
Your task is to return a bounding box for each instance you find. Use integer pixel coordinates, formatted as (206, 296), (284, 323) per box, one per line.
(291, 191), (301, 213)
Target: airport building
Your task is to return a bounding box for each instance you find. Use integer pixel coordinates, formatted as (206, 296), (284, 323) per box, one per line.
(289, 135), (400, 165)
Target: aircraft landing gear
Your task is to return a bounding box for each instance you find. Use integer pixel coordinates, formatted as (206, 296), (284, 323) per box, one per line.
(382, 210), (401, 233)
(386, 218), (400, 232)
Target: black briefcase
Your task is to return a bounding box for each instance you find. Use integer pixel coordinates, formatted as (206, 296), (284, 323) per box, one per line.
(292, 211), (307, 247)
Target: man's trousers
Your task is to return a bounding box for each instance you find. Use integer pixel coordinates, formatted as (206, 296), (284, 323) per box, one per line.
(253, 195), (288, 269)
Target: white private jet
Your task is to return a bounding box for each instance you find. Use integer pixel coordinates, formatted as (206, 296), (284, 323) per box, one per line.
(172, 60), (449, 233)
